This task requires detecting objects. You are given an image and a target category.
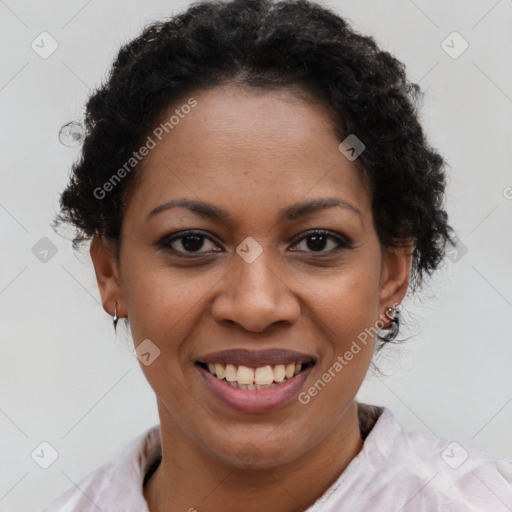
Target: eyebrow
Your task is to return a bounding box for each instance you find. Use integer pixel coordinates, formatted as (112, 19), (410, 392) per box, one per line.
(146, 196), (363, 224)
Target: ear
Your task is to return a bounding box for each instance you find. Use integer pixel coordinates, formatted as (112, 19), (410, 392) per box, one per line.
(90, 235), (126, 318)
(378, 240), (414, 324)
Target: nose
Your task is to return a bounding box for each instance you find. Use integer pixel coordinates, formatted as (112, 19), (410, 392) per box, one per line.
(210, 250), (301, 333)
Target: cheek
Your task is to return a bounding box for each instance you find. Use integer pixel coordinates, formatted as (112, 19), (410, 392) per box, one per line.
(298, 256), (382, 341)
(120, 266), (207, 408)
(319, 281), (381, 346)
(299, 278), (378, 424)
(309, 283), (378, 382)
(299, 255), (381, 387)
(120, 258), (225, 358)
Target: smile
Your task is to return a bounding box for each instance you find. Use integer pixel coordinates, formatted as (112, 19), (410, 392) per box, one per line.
(196, 361), (315, 390)
(194, 349), (317, 413)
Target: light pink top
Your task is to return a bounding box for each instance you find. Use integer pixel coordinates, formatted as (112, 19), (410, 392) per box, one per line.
(37, 403), (512, 511)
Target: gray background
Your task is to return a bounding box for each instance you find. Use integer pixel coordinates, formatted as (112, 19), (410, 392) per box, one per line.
(1, 0), (511, 511)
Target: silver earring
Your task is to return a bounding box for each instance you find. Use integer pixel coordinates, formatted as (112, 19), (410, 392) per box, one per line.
(385, 304), (401, 328)
(113, 301), (119, 332)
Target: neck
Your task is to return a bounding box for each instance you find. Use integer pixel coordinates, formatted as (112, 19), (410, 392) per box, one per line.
(144, 401), (364, 512)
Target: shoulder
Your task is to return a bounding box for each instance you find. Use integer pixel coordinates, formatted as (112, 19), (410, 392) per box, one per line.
(368, 405), (512, 510)
(312, 404), (512, 512)
(36, 425), (161, 512)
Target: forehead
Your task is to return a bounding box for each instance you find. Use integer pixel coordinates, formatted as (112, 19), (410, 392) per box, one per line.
(123, 85), (371, 226)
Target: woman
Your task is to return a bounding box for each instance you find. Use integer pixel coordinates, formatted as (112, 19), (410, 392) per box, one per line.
(41, 0), (511, 510)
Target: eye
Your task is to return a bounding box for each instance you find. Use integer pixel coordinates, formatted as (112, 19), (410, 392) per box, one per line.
(157, 230), (222, 256)
(289, 229), (352, 254)
(157, 228), (352, 258)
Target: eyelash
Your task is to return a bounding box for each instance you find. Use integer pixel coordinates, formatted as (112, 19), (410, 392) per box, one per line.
(156, 229), (353, 258)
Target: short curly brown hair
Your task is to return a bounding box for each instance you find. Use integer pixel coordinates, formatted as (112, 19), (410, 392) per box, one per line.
(53, 0), (455, 346)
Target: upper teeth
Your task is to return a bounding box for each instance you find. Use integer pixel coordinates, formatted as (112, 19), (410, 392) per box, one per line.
(206, 363), (302, 385)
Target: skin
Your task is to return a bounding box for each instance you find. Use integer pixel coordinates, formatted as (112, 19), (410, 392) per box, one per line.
(90, 84), (412, 512)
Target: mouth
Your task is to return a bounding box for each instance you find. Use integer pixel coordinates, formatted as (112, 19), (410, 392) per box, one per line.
(194, 348), (317, 413)
(195, 360), (315, 390)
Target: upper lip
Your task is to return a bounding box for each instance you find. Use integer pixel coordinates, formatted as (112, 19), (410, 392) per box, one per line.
(196, 348), (316, 367)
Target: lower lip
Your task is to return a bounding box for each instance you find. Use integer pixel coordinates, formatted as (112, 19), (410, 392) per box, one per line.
(196, 364), (314, 414)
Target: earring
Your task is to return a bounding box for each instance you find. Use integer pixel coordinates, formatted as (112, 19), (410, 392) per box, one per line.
(113, 301), (119, 332)
(384, 303), (401, 329)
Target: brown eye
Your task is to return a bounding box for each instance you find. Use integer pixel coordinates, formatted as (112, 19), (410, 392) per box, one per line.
(157, 230), (222, 256)
(290, 230), (352, 254)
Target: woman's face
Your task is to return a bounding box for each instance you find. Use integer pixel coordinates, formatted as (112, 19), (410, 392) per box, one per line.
(91, 85), (411, 469)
